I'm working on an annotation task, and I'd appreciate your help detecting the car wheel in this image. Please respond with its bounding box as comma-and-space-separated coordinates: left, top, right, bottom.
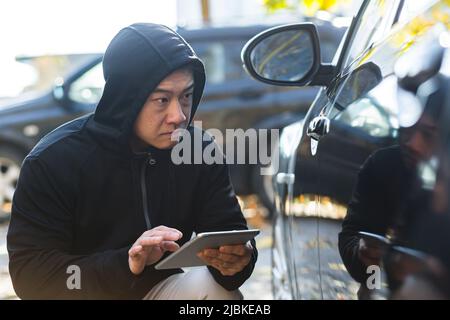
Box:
0, 147, 23, 223
271, 212, 294, 299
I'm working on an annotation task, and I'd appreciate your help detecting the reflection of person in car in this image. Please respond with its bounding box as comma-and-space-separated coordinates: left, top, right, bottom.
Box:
338, 94, 442, 298
7, 23, 257, 299
386, 123, 450, 299
389, 49, 450, 299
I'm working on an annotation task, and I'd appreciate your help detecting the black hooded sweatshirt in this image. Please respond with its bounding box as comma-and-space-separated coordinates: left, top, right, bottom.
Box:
7, 23, 257, 300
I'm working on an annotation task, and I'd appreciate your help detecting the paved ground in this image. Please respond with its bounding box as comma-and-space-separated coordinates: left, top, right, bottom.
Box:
240, 209, 272, 300
0, 195, 273, 300
0, 222, 15, 300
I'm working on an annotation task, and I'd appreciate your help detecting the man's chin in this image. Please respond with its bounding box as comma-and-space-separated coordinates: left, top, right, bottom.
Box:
154, 139, 178, 150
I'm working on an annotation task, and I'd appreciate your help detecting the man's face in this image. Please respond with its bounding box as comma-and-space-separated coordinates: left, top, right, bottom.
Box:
133, 69, 194, 149
399, 113, 439, 168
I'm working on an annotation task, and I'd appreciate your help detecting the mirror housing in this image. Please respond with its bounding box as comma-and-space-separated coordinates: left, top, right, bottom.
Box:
334, 61, 383, 109
242, 23, 336, 87
52, 85, 65, 102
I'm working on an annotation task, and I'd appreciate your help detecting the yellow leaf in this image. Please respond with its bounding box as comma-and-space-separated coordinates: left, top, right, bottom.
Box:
302, 0, 339, 16
263, 0, 289, 13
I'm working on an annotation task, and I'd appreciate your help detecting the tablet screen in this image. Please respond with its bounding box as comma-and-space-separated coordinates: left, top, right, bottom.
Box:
155, 229, 260, 270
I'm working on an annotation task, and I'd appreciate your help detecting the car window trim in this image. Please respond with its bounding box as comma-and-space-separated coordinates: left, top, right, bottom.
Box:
336, 0, 406, 73
393, 0, 406, 25
324, 0, 405, 115
335, 0, 371, 72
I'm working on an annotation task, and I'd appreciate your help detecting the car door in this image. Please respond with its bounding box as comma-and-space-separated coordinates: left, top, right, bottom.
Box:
275, 0, 405, 299
313, 0, 446, 299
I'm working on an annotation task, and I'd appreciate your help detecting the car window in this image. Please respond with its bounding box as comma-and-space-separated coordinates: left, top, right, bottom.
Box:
398, 0, 440, 24
68, 62, 104, 105
194, 39, 245, 84
226, 40, 248, 81
334, 77, 398, 138
327, 0, 449, 133
342, 0, 402, 69
195, 42, 226, 84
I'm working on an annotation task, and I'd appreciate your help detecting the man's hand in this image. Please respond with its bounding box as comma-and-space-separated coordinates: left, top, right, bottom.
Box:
197, 241, 253, 276
128, 226, 183, 275
358, 238, 384, 267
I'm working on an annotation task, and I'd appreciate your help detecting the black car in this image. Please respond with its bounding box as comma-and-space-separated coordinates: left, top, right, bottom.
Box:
242, 0, 449, 299
0, 23, 344, 220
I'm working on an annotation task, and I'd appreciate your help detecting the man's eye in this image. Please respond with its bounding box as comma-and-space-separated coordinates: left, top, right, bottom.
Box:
155, 97, 169, 104
181, 92, 193, 102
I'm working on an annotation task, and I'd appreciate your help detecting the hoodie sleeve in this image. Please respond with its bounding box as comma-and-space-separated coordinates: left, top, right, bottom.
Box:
7, 156, 154, 299
194, 151, 258, 291
338, 153, 391, 283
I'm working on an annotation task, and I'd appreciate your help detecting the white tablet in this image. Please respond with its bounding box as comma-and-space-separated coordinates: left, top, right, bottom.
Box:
154, 229, 260, 270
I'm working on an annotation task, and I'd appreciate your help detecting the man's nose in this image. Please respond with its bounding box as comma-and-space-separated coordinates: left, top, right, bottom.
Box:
167, 100, 187, 125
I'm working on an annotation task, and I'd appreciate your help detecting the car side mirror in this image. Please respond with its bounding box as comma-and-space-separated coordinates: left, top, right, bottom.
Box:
241, 23, 336, 87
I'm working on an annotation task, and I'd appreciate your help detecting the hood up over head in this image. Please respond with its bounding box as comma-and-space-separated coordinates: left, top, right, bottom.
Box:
86, 23, 205, 155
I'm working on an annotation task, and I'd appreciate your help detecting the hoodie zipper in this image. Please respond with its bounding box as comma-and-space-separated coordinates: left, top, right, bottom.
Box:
140, 153, 156, 230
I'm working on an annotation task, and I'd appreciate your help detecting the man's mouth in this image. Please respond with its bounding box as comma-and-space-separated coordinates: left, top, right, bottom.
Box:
160, 128, 188, 143
161, 131, 182, 143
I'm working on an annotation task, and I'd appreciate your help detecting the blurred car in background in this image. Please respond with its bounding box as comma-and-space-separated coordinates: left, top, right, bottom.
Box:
0, 22, 345, 220
242, 0, 448, 299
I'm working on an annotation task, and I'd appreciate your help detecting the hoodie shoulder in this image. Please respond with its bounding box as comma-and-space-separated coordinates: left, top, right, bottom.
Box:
28, 114, 96, 163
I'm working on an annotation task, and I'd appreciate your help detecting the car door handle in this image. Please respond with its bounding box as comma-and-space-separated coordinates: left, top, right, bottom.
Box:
276, 173, 295, 185
307, 115, 330, 141
276, 173, 295, 217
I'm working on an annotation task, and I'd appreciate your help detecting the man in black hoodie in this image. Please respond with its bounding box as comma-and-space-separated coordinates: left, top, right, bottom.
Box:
7, 23, 257, 300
